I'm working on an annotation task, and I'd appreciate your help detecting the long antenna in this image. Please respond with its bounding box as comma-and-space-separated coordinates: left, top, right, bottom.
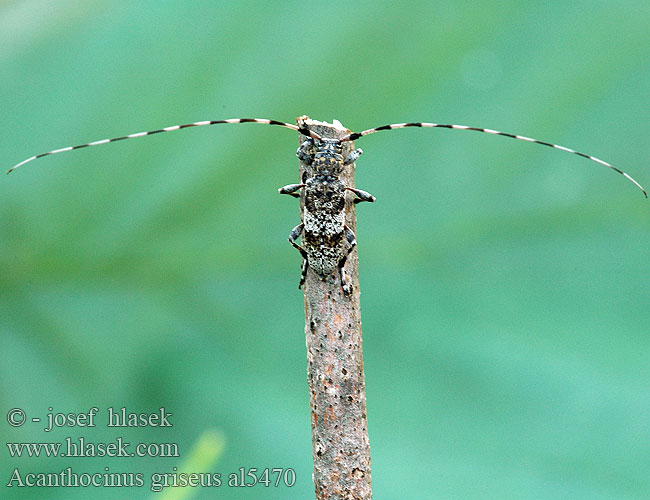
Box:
342, 122, 647, 197
7, 118, 322, 174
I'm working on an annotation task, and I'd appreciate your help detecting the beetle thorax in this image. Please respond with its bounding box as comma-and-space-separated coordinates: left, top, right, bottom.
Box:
312, 140, 344, 177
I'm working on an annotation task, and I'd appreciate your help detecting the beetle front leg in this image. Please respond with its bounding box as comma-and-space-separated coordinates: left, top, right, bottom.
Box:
296, 139, 315, 165
344, 148, 363, 166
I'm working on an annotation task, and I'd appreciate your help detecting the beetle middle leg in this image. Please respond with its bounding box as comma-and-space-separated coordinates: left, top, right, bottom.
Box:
279, 183, 305, 198
345, 186, 376, 204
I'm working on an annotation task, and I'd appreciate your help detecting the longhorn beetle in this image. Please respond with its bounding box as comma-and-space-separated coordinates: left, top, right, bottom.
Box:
8, 115, 646, 294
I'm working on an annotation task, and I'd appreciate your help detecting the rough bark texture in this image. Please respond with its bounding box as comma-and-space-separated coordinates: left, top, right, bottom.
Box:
298, 117, 372, 500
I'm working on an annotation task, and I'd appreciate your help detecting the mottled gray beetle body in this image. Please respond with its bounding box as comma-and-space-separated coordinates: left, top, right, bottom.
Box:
279, 137, 374, 294
10, 116, 645, 294
302, 144, 348, 276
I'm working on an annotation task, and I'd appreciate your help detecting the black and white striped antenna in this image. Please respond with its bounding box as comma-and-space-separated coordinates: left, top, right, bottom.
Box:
341, 122, 646, 197
7, 117, 646, 198
7, 118, 322, 174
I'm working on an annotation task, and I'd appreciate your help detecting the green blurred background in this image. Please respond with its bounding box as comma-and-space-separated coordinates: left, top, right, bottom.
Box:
1, 1, 649, 499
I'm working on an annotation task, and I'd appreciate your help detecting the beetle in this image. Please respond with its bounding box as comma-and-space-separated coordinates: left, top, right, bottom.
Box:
9, 115, 646, 294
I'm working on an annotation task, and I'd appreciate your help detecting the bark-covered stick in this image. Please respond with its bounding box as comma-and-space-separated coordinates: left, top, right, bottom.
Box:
298, 117, 372, 500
